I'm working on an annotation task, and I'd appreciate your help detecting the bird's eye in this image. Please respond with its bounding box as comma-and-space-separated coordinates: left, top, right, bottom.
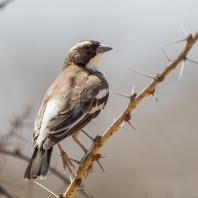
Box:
84, 46, 91, 51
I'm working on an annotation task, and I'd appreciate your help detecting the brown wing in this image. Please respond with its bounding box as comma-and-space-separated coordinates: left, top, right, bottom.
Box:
32, 66, 109, 150
44, 92, 109, 149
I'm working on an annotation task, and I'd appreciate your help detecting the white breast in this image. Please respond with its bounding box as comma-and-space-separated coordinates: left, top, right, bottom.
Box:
86, 53, 103, 72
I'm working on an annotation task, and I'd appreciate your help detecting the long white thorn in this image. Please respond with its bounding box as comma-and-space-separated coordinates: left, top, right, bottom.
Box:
178, 21, 188, 36
155, 82, 158, 99
81, 129, 94, 141
179, 60, 185, 79
131, 85, 135, 95
161, 48, 171, 62
153, 94, 158, 102
70, 175, 74, 183
33, 181, 59, 198
78, 187, 92, 198
165, 38, 187, 45
114, 92, 130, 98
126, 121, 136, 130
153, 82, 158, 102
96, 159, 105, 173
132, 69, 156, 80
186, 57, 198, 65
120, 121, 125, 128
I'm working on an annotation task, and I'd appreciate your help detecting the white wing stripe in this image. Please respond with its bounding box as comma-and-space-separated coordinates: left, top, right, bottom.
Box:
89, 90, 108, 114
95, 89, 108, 99
89, 103, 105, 114
37, 100, 61, 147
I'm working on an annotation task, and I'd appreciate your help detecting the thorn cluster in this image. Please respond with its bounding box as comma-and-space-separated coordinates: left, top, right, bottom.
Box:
132, 69, 159, 102
114, 85, 137, 102
114, 86, 137, 129
163, 22, 198, 79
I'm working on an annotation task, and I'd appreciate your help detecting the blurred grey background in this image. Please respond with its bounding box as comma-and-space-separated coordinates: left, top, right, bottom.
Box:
0, 0, 198, 197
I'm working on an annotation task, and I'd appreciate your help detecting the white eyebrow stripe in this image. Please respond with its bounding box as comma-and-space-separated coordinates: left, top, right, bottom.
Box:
69, 41, 92, 52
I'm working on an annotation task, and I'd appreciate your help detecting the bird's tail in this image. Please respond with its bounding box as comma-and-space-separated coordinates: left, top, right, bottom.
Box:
24, 145, 53, 180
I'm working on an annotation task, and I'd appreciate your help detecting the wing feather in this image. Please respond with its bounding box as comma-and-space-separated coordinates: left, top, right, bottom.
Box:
33, 66, 109, 150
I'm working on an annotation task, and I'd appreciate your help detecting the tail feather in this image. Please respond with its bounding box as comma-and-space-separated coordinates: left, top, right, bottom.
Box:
24, 146, 53, 180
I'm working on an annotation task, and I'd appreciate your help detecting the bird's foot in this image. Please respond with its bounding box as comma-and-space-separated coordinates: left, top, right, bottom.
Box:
57, 142, 78, 176
57, 151, 76, 176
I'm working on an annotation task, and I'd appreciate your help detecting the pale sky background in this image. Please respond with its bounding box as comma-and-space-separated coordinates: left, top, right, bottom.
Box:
0, 0, 198, 198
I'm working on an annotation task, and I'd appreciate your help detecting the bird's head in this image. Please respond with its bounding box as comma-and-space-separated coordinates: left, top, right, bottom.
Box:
63, 40, 112, 72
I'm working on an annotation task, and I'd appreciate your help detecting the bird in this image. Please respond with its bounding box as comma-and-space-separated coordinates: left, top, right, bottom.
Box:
24, 40, 112, 180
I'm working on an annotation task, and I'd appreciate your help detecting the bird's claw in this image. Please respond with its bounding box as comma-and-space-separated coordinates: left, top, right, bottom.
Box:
58, 151, 75, 176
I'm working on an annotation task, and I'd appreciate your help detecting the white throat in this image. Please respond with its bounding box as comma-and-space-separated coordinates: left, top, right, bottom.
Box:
86, 53, 103, 72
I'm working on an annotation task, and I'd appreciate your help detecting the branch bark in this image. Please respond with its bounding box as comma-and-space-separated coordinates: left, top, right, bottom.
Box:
63, 31, 198, 198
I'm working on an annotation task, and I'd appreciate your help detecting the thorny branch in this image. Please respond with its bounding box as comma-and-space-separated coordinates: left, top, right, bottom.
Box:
63, 31, 198, 198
